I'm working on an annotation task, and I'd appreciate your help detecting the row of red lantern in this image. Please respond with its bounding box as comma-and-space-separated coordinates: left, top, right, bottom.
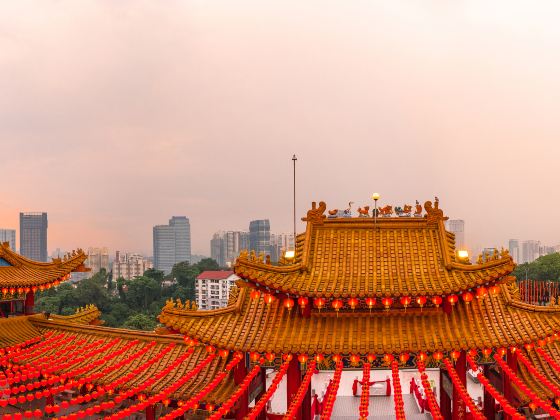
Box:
66, 344, 188, 420
465, 354, 524, 419
358, 363, 371, 420
390, 361, 405, 420
319, 361, 343, 420
251, 285, 501, 311
517, 351, 560, 398
1, 333, 67, 368
493, 353, 560, 417
283, 360, 317, 420
417, 361, 444, 420
246, 360, 291, 420
0, 335, 43, 359
209, 360, 263, 419
536, 347, 560, 375
8, 339, 139, 407
442, 358, 484, 419
107, 353, 219, 420
157, 354, 242, 420
1, 411, 43, 419
6, 334, 75, 369
0, 274, 70, 296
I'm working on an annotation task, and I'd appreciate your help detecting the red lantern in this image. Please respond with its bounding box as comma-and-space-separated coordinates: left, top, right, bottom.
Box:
451, 350, 461, 360
447, 295, 458, 305
265, 352, 275, 362
365, 297, 376, 310
206, 403, 215, 412
315, 354, 324, 363
1, 288, 7, 295
250, 352, 260, 362
218, 349, 229, 358
399, 353, 410, 363
298, 354, 308, 365
263, 293, 275, 305
417, 352, 427, 362
331, 299, 343, 312
350, 354, 361, 365
416, 296, 427, 307
297, 296, 308, 308
482, 348, 492, 358
367, 353, 376, 363
432, 351, 443, 361
206, 345, 216, 354
283, 298, 294, 311
538, 339, 546, 347
283, 354, 293, 362
332, 354, 342, 363
250, 290, 261, 300
476, 287, 488, 299
431, 296, 442, 307
524, 343, 534, 352
489, 285, 500, 295
381, 297, 393, 309
348, 297, 359, 310
313, 297, 326, 310
400, 296, 411, 308
462, 292, 473, 304
383, 354, 394, 364
497, 347, 507, 356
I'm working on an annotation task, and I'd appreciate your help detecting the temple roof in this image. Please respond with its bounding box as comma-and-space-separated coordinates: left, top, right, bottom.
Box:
235, 201, 514, 298
0, 313, 234, 404
0, 242, 88, 289
158, 278, 560, 355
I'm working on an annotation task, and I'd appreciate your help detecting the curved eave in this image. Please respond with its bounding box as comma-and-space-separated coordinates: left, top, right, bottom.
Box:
158, 280, 560, 355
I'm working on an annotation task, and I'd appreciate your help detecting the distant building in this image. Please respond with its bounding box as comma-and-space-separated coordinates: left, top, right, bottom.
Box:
249, 220, 270, 255
112, 251, 153, 280
508, 239, 557, 264
270, 233, 295, 262
19, 212, 48, 262
521, 240, 541, 264
0, 229, 16, 251
153, 216, 191, 274
86, 247, 110, 275
445, 220, 465, 249
210, 231, 250, 267
195, 271, 239, 310
509, 239, 520, 263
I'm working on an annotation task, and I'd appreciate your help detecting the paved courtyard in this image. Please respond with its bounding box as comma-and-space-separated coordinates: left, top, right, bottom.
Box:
330, 395, 431, 420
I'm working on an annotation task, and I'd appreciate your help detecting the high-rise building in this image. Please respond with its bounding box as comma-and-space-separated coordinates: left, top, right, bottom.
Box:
445, 220, 465, 249
195, 271, 239, 310
0, 229, 16, 251
509, 239, 520, 263
19, 212, 48, 262
521, 240, 541, 264
270, 232, 295, 262
153, 216, 191, 274
210, 231, 250, 267
86, 247, 110, 275
112, 251, 153, 280
249, 219, 270, 255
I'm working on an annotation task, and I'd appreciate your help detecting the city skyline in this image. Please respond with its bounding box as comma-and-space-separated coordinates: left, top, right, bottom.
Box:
2, 1, 560, 255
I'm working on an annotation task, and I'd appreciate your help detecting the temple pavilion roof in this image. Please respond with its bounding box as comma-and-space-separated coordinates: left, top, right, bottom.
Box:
0, 242, 88, 290
234, 200, 514, 298
158, 278, 560, 355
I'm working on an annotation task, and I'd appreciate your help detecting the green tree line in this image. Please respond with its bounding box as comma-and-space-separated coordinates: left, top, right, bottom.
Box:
34, 258, 220, 331
512, 253, 560, 281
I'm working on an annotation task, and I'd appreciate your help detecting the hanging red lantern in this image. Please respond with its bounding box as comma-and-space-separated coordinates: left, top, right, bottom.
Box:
476, 286, 488, 299
283, 354, 293, 362
1, 288, 8, 295
432, 351, 443, 361
431, 296, 442, 307
462, 292, 473, 304
250, 352, 260, 362
451, 350, 461, 360
263, 293, 275, 305
331, 299, 343, 312
206, 403, 215, 412
313, 297, 326, 310
315, 354, 324, 363
528, 402, 537, 412
381, 297, 393, 309
400, 296, 411, 308
497, 347, 507, 357
383, 354, 394, 364
350, 354, 361, 365
524, 343, 534, 352
283, 298, 295, 311
417, 352, 427, 362
489, 285, 500, 295
297, 296, 308, 308
332, 354, 342, 363
365, 297, 376, 310
447, 295, 458, 305
250, 290, 261, 300
206, 345, 216, 354
218, 349, 229, 358
298, 354, 308, 365
482, 348, 492, 358
348, 297, 359, 310
367, 353, 376, 363
416, 296, 427, 307
399, 353, 410, 363
538, 339, 546, 347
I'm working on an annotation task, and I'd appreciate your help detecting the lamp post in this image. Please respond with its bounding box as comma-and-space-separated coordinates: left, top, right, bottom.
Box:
292, 155, 297, 240
371, 193, 380, 229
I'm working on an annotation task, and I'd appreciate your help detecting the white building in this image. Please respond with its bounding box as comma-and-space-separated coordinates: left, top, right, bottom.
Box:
195, 271, 239, 310
210, 231, 249, 267
112, 251, 153, 280
86, 247, 110, 274
445, 220, 465, 249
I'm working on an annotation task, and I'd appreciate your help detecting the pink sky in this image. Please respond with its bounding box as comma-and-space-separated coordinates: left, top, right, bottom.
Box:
1, 1, 559, 256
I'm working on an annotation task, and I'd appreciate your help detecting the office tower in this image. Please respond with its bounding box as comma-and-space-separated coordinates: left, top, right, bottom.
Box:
0, 229, 16, 251
86, 247, 110, 274
270, 232, 295, 262
445, 219, 465, 249
19, 212, 48, 262
195, 271, 239, 310
249, 219, 270, 255
153, 216, 191, 274
112, 251, 153, 280
521, 240, 540, 264
509, 239, 520, 263
210, 231, 250, 267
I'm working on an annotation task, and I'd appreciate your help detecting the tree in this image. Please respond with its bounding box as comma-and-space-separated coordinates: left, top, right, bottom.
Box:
122, 314, 157, 331
171, 261, 199, 301
125, 276, 161, 310
144, 268, 165, 284
513, 253, 560, 281
196, 258, 220, 272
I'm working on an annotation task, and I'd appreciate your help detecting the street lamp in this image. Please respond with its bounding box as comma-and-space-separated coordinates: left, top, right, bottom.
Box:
371, 193, 380, 229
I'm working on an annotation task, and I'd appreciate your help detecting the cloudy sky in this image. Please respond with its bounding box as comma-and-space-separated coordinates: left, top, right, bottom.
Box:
1, 0, 559, 256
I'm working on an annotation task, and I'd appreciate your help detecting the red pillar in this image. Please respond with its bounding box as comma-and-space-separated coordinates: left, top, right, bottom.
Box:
301, 375, 312, 420
483, 364, 496, 420
235, 354, 249, 420
440, 368, 452, 420
287, 357, 302, 420
145, 404, 156, 420
503, 349, 518, 420
452, 350, 467, 420
24, 291, 34, 315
